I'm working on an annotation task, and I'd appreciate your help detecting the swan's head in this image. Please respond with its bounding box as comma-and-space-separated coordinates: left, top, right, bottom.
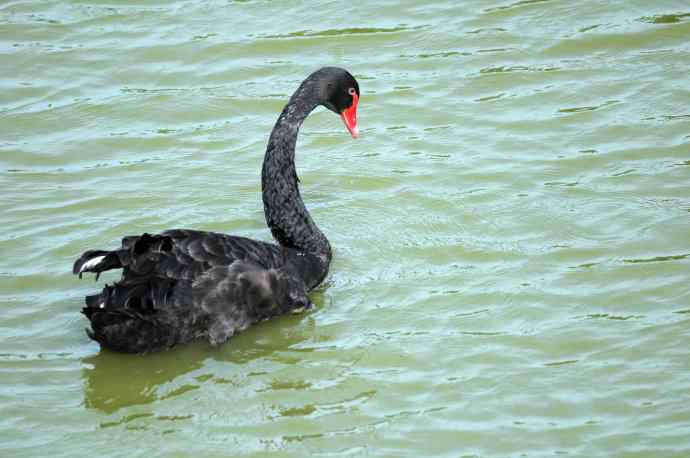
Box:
315, 67, 360, 138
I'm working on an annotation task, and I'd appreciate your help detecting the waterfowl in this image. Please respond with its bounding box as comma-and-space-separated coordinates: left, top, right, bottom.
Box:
73, 67, 360, 353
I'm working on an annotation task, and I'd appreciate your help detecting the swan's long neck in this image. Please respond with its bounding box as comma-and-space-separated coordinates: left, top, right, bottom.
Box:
261, 85, 332, 273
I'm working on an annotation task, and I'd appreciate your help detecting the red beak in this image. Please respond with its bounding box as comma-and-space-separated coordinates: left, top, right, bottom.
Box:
340, 92, 359, 138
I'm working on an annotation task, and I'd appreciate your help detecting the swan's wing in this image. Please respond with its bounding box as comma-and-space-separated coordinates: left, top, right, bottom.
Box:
153, 229, 280, 280
193, 261, 311, 345
74, 229, 281, 282
75, 245, 285, 352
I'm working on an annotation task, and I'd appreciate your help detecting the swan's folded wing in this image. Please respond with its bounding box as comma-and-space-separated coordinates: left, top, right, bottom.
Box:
118, 229, 281, 281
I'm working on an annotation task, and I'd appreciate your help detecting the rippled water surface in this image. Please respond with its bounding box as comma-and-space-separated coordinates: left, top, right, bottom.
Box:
2, 0, 690, 456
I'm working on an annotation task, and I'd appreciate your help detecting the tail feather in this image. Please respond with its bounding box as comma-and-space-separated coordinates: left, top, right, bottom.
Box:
73, 232, 211, 352
74, 233, 174, 280
73, 250, 123, 279
81, 276, 181, 352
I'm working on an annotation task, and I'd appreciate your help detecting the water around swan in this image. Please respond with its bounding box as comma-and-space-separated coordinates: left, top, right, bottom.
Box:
1, 1, 689, 456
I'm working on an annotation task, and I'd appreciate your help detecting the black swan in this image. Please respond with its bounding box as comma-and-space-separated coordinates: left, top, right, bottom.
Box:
73, 67, 360, 353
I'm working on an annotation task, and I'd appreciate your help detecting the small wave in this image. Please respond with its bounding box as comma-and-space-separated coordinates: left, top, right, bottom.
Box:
638, 13, 690, 24
260, 25, 427, 39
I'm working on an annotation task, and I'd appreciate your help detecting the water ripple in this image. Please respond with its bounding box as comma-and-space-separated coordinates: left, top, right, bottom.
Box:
2, 0, 689, 456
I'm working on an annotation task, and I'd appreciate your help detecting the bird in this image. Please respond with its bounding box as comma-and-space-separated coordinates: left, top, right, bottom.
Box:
73, 67, 360, 353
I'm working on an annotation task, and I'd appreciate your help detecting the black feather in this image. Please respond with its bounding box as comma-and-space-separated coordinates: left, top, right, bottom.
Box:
73, 67, 359, 353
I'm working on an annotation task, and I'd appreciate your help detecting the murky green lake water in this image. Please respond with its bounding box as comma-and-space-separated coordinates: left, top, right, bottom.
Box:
2, 0, 689, 456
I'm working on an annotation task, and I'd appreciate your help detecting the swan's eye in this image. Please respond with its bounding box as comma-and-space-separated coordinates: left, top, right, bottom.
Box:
348, 87, 356, 96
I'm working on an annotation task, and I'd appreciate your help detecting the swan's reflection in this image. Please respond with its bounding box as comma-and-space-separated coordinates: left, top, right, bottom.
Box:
82, 311, 317, 413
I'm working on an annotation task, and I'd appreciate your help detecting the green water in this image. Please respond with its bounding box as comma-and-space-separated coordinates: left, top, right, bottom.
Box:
2, 0, 689, 456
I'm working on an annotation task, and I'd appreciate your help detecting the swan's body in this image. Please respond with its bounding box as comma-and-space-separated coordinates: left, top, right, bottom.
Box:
73, 67, 360, 353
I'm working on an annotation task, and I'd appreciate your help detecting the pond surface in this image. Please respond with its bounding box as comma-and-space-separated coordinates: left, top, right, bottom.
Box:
1, 0, 689, 456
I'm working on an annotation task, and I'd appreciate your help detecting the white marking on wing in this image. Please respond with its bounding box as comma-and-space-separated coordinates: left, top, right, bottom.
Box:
80, 255, 105, 273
